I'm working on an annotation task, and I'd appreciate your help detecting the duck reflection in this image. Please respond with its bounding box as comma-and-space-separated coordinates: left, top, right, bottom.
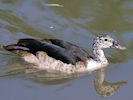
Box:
0, 64, 128, 97
94, 68, 127, 97
0, 52, 127, 97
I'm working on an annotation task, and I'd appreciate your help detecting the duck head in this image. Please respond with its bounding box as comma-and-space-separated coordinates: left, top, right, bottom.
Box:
93, 34, 126, 50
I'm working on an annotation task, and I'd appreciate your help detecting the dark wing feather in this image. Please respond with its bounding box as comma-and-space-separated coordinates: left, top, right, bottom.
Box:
17, 39, 77, 64
41, 39, 92, 62
4, 38, 92, 65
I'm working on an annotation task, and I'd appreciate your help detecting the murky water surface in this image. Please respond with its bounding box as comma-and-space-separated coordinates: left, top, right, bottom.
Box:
0, 0, 133, 100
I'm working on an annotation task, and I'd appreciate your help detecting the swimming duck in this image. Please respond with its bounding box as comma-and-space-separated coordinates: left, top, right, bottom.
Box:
3, 34, 126, 74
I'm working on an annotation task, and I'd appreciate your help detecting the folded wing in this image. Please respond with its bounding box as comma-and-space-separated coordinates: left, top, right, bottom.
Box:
4, 38, 92, 65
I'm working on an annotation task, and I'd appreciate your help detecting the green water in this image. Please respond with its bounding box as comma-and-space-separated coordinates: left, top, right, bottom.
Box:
0, 0, 133, 100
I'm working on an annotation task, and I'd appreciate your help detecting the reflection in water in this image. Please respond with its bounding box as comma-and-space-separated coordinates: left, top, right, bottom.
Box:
94, 68, 127, 97
0, 52, 78, 84
0, 61, 82, 85
0, 55, 127, 97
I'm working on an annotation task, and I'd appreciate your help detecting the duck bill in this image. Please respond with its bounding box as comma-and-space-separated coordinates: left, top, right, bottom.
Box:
112, 41, 126, 50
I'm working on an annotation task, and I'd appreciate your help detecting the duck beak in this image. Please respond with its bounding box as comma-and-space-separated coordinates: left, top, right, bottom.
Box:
112, 41, 126, 50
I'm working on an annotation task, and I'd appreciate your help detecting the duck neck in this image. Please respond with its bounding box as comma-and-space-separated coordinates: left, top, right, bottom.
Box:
93, 47, 108, 65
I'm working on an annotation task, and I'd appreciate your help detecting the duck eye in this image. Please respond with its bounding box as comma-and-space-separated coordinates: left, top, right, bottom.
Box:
104, 39, 108, 41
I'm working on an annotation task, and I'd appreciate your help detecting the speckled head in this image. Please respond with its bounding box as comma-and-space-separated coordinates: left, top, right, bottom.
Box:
93, 33, 126, 50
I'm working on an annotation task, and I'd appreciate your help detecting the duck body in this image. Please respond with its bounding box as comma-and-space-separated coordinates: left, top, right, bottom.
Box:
4, 38, 96, 73
3, 34, 126, 74
22, 51, 107, 73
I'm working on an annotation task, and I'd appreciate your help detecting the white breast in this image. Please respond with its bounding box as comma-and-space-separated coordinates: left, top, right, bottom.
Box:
86, 59, 108, 72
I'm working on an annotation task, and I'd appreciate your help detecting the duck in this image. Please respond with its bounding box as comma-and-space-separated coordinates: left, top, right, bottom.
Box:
3, 34, 126, 74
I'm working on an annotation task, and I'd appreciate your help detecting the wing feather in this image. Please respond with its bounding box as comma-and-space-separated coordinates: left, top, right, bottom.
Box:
4, 38, 92, 65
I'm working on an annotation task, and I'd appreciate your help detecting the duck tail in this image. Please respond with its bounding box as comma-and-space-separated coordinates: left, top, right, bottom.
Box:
2, 44, 30, 57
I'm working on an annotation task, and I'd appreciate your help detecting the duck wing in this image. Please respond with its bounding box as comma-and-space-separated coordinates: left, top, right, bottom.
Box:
41, 39, 92, 62
4, 38, 92, 65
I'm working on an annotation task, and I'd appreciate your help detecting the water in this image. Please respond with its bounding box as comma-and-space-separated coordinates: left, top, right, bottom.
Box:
0, 0, 133, 100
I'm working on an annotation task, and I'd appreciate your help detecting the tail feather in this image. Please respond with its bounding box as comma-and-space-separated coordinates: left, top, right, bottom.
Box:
3, 44, 31, 57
